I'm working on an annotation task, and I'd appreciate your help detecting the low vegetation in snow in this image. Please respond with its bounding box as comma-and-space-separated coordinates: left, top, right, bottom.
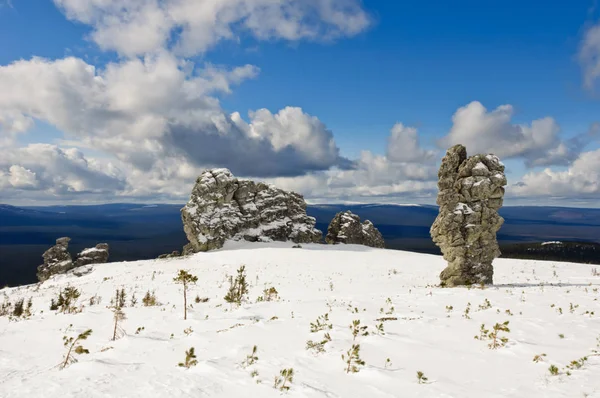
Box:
0, 241, 599, 397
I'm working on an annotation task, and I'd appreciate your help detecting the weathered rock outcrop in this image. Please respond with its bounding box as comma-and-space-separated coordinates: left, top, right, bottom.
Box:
430, 145, 507, 287
181, 168, 322, 253
74, 243, 110, 267
325, 211, 385, 248
37, 237, 74, 282
37, 239, 110, 281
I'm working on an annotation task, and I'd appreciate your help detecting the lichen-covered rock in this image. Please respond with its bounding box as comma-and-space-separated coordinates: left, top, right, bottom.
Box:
37, 237, 74, 282
430, 145, 507, 287
181, 168, 322, 253
74, 243, 109, 267
325, 211, 385, 248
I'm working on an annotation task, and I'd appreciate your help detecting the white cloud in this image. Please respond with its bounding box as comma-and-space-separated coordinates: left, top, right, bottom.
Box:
579, 21, 600, 91
387, 123, 436, 163
511, 148, 600, 199
0, 144, 126, 201
440, 101, 587, 167
0, 165, 38, 189
0, 0, 374, 204
0, 53, 347, 179
53, 0, 371, 57
231, 107, 344, 173
265, 124, 439, 203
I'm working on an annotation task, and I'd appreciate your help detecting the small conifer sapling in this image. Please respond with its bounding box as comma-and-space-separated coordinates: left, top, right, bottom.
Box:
274, 368, 294, 391
61, 328, 92, 369
417, 371, 428, 384
350, 319, 369, 340
343, 344, 365, 373
110, 289, 127, 341
178, 347, 198, 368
241, 345, 259, 368
310, 313, 332, 333
173, 270, 198, 320
224, 266, 249, 306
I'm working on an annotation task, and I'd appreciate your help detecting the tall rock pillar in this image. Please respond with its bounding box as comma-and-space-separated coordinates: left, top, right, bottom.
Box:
430, 145, 507, 286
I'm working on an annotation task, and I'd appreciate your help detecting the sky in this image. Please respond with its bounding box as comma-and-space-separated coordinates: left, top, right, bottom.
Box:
0, 0, 599, 206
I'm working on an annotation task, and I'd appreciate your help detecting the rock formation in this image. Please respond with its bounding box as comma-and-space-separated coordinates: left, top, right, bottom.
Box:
430, 144, 507, 287
74, 243, 110, 267
325, 211, 385, 248
37, 237, 74, 282
37, 239, 110, 282
181, 168, 322, 253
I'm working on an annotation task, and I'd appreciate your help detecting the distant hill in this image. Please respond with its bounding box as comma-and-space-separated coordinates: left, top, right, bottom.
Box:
500, 241, 600, 264
1, 203, 599, 286
306, 204, 600, 254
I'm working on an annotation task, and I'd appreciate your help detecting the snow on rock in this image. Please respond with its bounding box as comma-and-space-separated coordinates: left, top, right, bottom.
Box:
36, 237, 74, 282
37, 239, 110, 282
181, 169, 322, 253
74, 243, 110, 268
2, 243, 599, 398
325, 210, 385, 248
431, 145, 507, 287
542, 241, 563, 246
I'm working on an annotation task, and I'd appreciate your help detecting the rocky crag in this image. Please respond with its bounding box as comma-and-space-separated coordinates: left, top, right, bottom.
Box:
181, 168, 322, 253
74, 243, 110, 267
325, 211, 385, 248
430, 144, 507, 287
37, 239, 109, 282
37, 237, 73, 282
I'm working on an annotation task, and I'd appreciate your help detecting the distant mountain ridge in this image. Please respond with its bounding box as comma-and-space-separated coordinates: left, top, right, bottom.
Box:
1, 203, 599, 286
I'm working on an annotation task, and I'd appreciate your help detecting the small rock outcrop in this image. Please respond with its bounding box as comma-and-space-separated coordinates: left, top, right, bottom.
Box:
37, 239, 110, 282
37, 237, 74, 282
181, 168, 322, 253
430, 144, 507, 287
325, 211, 385, 248
74, 243, 110, 267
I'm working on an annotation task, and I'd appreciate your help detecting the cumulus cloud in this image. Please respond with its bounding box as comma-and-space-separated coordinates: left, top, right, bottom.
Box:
387, 123, 436, 163
439, 101, 592, 167
266, 123, 439, 203
0, 144, 126, 201
0, 53, 347, 179
0, 0, 376, 203
511, 148, 600, 199
579, 20, 600, 91
53, 0, 371, 57
1, 165, 38, 189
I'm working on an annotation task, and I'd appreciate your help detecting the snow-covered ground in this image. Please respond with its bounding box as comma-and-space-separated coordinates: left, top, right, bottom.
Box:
1, 242, 599, 398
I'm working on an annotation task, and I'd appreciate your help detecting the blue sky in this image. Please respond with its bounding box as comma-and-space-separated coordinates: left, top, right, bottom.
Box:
0, 0, 599, 205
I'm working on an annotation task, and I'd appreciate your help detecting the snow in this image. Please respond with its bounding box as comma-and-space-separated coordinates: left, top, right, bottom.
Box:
454, 202, 474, 215
486, 154, 505, 167
1, 242, 599, 398
474, 162, 489, 171
542, 241, 563, 246
79, 247, 105, 255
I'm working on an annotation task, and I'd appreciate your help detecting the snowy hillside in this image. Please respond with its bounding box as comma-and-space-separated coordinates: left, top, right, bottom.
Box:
1, 243, 599, 398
